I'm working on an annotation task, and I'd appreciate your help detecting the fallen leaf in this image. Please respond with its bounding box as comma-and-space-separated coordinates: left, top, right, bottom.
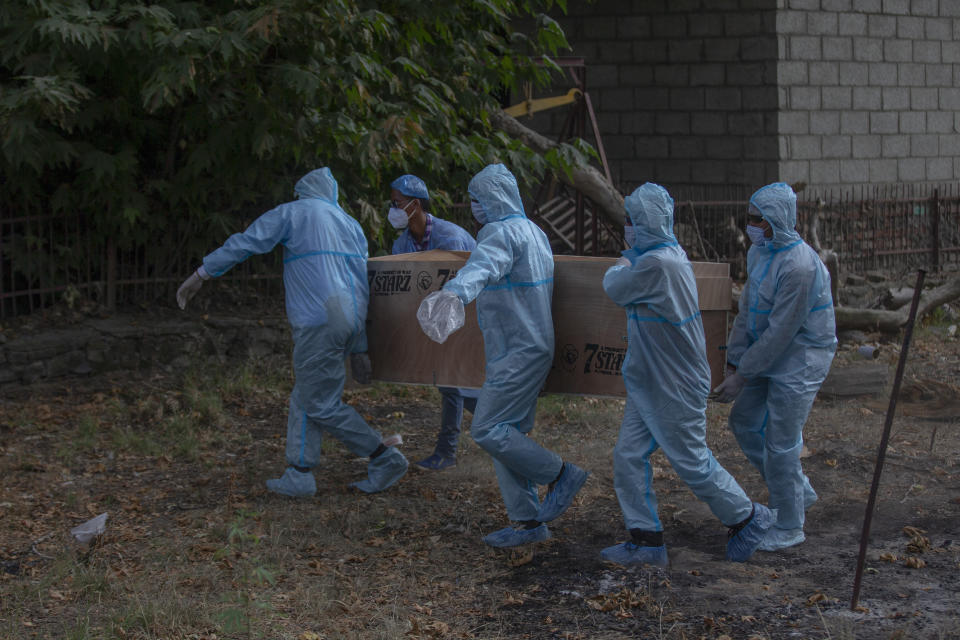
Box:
880, 552, 898, 563
806, 592, 827, 605
502, 593, 524, 606
507, 547, 534, 567
825, 459, 838, 467
904, 556, 926, 569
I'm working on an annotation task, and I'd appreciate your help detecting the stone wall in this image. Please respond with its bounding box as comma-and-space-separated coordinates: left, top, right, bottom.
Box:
534, 0, 960, 197
540, 0, 780, 197
777, 0, 960, 191
0, 316, 290, 388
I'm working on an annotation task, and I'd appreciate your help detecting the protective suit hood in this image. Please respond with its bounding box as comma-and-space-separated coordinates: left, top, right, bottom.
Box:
467, 163, 525, 224
624, 183, 677, 252
294, 167, 339, 205
748, 182, 801, 247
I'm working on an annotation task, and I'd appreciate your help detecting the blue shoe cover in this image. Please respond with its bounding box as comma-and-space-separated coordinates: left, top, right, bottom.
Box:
350, 447, 409, 493
482, 524, 551, 548
536, 462, 589, 522
726, 503, 777, 562
600, 542, 669, 567
757, 526, 806, 552
415, 453, 456, 470
266, 467, 316, 497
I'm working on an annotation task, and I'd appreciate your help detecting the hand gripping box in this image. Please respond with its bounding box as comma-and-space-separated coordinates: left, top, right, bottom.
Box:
366, 250, 731, 396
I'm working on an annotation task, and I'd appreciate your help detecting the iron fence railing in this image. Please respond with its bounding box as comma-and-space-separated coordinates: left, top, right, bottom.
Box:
2, 183, 958, 320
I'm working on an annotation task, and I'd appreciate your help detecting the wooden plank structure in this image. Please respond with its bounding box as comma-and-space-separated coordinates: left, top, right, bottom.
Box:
367, 250, 731, 396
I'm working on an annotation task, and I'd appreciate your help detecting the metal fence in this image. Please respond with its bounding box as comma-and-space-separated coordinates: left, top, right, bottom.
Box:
671, 182, 959, 280
2, 183, 958, 320
0, 210, 284, 320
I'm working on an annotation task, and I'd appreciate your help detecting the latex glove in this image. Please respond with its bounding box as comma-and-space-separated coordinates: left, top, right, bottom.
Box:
350, 352, 372, 385
176, 266, 210, 310
417, 290, 465, 344
711, 372, 745, 403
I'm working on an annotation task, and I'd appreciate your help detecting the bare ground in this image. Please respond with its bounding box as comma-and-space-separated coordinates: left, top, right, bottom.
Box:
1, 319, 959, 640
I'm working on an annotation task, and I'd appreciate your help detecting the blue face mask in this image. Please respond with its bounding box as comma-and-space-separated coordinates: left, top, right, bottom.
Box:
624, 225, 636, 247
470, 200, 485, 223
746, 224, 768, 247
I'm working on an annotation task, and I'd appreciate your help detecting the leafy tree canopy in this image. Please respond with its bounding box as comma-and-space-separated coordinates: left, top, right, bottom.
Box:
1, 0, 588, 258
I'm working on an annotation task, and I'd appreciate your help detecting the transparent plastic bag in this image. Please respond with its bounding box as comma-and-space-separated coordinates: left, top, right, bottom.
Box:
70, 512, 108, 544
417, 290, 465, 344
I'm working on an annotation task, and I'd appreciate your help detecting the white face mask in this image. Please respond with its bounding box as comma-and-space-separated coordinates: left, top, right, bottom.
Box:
623, 225, 636, 247
746, 224, 768, 247
387, 200, 414, 229
470, 200, 485, 223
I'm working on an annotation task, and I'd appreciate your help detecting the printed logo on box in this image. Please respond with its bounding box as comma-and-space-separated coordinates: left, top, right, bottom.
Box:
367, 269, 412, 295
558, 344, 579, 372
582, 343, 625, 376
416, 271, 433, 293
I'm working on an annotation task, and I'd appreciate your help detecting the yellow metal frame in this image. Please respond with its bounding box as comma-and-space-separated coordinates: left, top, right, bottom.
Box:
503, 88, 583, 118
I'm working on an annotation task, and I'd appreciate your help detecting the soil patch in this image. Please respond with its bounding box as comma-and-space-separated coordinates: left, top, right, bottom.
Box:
1, 318, 959, 639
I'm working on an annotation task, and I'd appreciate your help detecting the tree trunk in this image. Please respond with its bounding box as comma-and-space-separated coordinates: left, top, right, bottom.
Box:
490, 110, 625, 227
835, 276, 960, 332
880, 287, 915, 310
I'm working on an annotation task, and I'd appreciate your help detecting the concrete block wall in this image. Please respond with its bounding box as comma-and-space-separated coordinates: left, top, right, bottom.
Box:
777, 0, 960, 191
540, 0, 780, 197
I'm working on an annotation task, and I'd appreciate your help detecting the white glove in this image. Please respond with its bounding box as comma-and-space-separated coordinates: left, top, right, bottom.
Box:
417, 290, 465, 344
350, 352, 372, 385
711, 372, 746, 403
176, 266, 210, 310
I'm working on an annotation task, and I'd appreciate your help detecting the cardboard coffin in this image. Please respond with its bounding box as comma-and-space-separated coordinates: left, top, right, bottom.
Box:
366, 250, 730, 396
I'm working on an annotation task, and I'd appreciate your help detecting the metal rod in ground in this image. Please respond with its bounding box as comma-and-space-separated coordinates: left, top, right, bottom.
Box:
850, 268, 927, 611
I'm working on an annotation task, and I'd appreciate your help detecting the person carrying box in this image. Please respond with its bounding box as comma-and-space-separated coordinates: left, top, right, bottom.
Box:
417, 163, 589, 548
387, 173, 479, 471
600, 182, 774, 566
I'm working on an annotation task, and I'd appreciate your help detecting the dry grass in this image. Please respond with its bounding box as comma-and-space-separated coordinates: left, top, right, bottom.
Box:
2, 338, 960, 639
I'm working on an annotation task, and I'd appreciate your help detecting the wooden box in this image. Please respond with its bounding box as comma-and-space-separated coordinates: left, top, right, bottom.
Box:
367, 251, 730, 396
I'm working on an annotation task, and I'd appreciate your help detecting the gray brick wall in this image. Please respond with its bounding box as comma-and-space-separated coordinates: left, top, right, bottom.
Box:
777, 1, 960, 190
547, 0, 779, 196
533, 1, 960, 197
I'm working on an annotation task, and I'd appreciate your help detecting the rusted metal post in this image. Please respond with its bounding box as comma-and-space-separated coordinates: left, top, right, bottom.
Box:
0, 214, 6, 320
574, 85, 586, 256
931, 188, 940, 272
850, 268, 926, 611
106, 236, 117, 311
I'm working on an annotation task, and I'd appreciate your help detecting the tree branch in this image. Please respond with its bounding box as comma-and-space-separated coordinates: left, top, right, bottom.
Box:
835, 275, 960, 332
490, 110, 625, 227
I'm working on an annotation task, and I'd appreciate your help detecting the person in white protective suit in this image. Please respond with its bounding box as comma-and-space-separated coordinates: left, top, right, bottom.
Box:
176, 168, 408, 497
387, 174, 480, 471
417, 163, 589, 548
712, 182, 836, 551
600, 183, 775, 567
